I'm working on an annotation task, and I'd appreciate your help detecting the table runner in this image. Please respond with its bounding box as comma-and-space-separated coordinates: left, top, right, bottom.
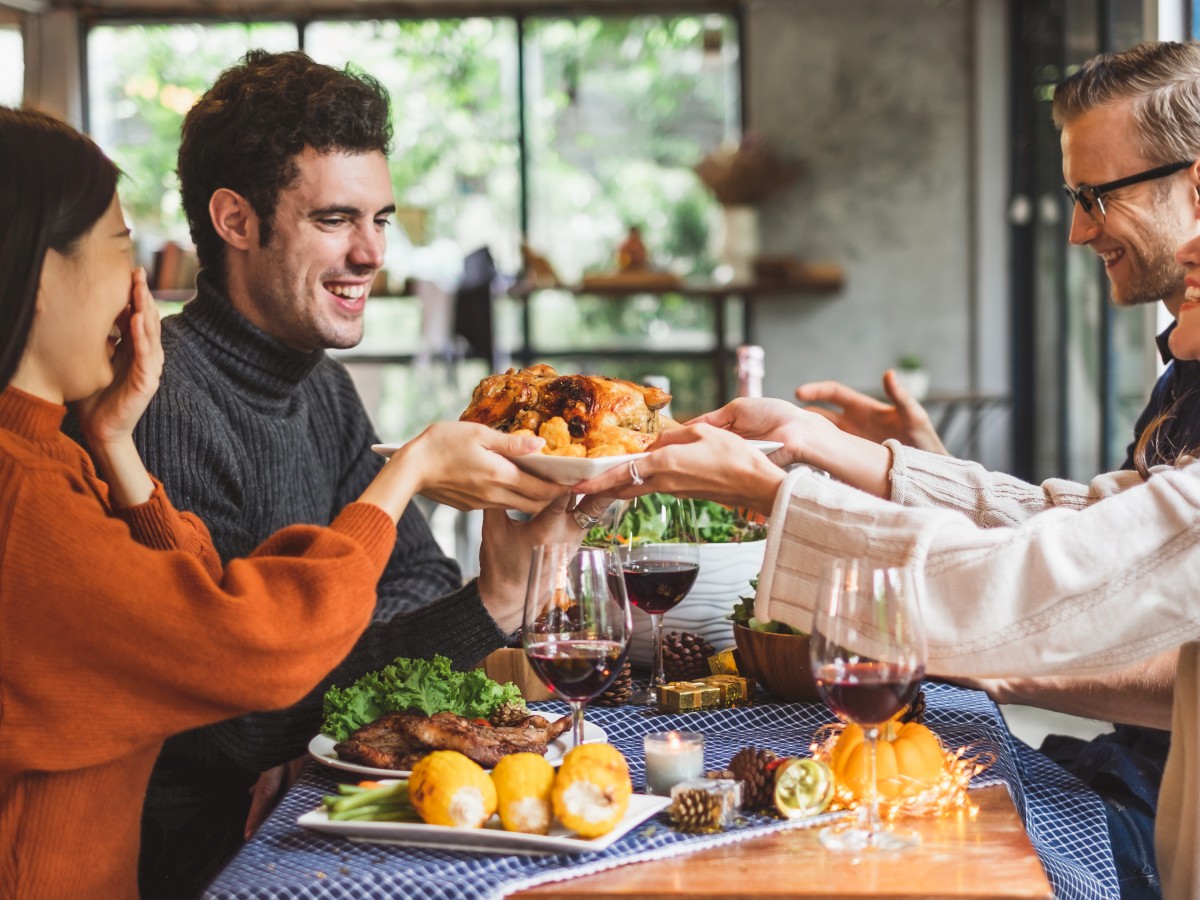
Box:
203, 682, 1118, 900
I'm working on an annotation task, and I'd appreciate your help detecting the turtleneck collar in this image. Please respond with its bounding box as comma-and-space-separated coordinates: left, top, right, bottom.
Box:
177, 272, 326, 397
0, 385, 67, 443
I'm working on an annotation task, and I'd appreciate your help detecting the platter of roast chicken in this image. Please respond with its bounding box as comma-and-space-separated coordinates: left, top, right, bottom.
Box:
373, 363, 780, 482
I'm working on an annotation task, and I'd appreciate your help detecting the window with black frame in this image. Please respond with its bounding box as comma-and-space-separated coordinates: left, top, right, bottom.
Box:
87, 12, 741, 437
0, 23, 22, 107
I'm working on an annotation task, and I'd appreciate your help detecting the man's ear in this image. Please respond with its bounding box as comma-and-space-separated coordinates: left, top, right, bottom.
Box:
209, 188, 257, 251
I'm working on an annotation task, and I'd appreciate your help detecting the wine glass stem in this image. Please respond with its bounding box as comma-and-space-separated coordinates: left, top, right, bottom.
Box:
649, 613, 666, 688
864, 727, 880, 835
570, 700, 586, 748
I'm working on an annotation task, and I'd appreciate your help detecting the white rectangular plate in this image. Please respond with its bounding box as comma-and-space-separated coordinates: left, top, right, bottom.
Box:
372, 440, 782, 487
298, 792, 671, 855
308, 720, 606, 779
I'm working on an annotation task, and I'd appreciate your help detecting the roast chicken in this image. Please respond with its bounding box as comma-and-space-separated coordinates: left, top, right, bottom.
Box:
460, 364, 671, 454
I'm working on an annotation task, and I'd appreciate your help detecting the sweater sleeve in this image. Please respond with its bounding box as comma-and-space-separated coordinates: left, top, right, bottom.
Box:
198, 579, 508, 771
0, 465, 396, 773
886, 439, 1147, 525
757, 462, 1200, 679
111, 479, 222, 580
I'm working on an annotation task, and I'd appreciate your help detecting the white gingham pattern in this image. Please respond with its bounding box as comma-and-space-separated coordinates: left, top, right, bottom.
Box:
203, 683, 1117, 900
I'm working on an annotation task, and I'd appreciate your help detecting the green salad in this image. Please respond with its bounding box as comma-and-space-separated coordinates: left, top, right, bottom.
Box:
727, 585, 805, 636
586, 494, 768, 545
321, 654, 524, 742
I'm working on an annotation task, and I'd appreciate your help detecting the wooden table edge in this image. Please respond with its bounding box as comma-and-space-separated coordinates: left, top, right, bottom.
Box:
509, 784, 1053, 899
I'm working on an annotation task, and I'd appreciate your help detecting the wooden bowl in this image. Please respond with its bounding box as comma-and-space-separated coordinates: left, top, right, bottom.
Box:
732, 623, 820, 703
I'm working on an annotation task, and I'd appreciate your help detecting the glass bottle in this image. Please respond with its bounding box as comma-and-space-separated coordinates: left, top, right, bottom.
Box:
736, 345, 764, 398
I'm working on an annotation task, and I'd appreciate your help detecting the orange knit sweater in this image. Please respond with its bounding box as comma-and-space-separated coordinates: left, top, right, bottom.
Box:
0, 386, 396, 899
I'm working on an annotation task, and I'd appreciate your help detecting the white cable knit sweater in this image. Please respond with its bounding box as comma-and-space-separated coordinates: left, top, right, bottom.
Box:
756, 455, 1200, 900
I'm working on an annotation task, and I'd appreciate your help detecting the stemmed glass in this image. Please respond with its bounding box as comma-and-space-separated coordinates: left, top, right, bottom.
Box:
811, 558, 927, 851
613, 494, 701, 706
523, 544, 632, 749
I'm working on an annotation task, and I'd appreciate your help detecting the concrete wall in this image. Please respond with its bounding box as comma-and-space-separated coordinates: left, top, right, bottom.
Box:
744, 0, 1011, 466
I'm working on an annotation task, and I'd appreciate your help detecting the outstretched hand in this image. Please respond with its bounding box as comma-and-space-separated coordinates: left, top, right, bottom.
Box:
76, 267, 164, 448
572, 424, 785, 517
395, 423, 566, 516
794, 370, 947, 455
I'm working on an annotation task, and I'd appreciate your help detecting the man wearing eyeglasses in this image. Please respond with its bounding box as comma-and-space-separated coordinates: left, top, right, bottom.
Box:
793, 42, 1200, 899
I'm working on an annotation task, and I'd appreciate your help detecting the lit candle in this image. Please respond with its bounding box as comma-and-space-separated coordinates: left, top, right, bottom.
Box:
644, 731, 705, 795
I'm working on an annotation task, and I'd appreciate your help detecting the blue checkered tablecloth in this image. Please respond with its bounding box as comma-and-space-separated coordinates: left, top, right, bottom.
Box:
203, 682, 1118, 900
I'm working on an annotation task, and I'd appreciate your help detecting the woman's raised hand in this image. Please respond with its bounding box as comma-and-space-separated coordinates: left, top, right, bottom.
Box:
573, 423, 786, 517
358, 422, 567, 522
76, 267, 164, 448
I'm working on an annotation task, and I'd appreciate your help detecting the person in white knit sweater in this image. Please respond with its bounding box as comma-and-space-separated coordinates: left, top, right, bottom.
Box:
573, 227, 1200, 899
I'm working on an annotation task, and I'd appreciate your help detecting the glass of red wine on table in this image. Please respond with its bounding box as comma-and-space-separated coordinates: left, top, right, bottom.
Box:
612, 494, 701, 706
811, 558, 927, 852
523, 544, 633, 750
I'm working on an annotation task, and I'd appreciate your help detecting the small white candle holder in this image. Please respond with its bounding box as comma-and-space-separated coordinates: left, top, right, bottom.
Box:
644, 731, 705, 796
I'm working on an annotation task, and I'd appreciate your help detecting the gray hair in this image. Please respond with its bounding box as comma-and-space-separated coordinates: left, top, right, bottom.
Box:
1052, 41, 1200, 164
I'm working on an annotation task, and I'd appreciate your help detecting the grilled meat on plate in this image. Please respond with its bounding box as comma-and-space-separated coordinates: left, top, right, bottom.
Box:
334, 709, 572, 771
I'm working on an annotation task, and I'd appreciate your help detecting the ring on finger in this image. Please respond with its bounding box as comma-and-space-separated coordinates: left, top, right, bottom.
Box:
572, 507, 601, 530
628, 459, 645, 486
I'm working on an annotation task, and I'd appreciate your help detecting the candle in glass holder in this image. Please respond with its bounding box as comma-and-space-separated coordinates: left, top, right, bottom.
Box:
644, 731, 705, 795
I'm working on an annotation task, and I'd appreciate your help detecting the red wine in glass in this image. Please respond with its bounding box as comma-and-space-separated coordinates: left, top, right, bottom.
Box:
526, 640, 629, 701
621, 559, 700, 614
815, 661, 925, 726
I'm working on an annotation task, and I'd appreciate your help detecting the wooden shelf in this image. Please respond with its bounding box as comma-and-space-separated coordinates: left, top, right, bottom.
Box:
511, 267, 844, 404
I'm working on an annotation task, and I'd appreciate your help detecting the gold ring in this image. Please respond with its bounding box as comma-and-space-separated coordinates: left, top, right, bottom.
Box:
628, 459, 645, 486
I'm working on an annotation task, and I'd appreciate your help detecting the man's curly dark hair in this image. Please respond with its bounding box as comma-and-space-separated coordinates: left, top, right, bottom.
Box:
178, 49, 393, 287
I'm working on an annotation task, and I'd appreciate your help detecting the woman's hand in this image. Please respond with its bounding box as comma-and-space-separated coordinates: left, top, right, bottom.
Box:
688, 397, 820, 467
573, 424, 786, 517
358, 422, 566, 523
794, 371, 948, 455
76, 267, 164, 448
75, 268, 162, 508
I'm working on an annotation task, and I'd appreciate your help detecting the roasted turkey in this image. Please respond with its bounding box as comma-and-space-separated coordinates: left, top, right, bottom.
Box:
460, 364, 671, 453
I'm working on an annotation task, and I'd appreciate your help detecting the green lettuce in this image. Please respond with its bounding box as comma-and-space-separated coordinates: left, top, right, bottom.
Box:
321, 655, 525, 741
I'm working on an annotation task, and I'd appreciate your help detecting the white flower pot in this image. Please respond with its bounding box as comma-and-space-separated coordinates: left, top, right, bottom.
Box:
893, 368, 930, 401
628, 540, 767, 669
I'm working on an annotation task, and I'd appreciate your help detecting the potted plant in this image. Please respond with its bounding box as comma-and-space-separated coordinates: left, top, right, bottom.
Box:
590, 496, 767, 669
893, 353, 930, 401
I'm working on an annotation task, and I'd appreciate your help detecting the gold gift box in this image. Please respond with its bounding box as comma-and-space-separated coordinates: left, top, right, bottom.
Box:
658, 681, 721, 712
695, 674, 755, 707
707, 647, 740, 676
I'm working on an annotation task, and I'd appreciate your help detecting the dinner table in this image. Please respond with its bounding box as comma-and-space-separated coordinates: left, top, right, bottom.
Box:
202, 682, 1119, 900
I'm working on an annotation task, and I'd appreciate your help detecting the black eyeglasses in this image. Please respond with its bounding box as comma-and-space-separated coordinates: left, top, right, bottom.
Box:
1063, 160, 1194, 226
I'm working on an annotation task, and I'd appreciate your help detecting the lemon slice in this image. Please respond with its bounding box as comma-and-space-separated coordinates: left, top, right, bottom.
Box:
773, 758, 834, 819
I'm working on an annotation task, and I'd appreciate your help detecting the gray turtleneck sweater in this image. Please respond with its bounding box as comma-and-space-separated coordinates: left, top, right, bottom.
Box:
134, 275, 507, 795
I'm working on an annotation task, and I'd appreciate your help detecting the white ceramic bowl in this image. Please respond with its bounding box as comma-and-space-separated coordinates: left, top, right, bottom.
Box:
628, 540, 766, 669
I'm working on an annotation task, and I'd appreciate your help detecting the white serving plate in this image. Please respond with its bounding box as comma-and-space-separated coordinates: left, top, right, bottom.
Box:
308, 720, 606, 779
298, 792, 671, 855
372, 439, 782, 487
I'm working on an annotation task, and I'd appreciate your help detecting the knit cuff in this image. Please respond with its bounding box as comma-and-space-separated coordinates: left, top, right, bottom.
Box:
330, 502, 399, 580
884, 439, 910, 505
115, 479, 191, 550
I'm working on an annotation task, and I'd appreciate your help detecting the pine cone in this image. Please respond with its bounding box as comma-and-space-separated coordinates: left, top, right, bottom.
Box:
592, 658, 632, 706
669, 788, 724, 833
899, 687, 926, 724
662, 631, 716, 682
729, 746, 778, 811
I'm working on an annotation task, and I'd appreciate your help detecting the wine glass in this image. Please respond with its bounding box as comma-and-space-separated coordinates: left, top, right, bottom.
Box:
613, 494, 701, 706
523, 544, 632, 749
810, 558, 927, 851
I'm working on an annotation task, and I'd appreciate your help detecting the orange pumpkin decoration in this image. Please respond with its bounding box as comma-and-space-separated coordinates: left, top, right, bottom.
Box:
831, 721, 944, 801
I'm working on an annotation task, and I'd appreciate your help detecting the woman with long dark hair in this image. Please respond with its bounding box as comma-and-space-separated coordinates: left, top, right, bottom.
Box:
0, 107, 570, 900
